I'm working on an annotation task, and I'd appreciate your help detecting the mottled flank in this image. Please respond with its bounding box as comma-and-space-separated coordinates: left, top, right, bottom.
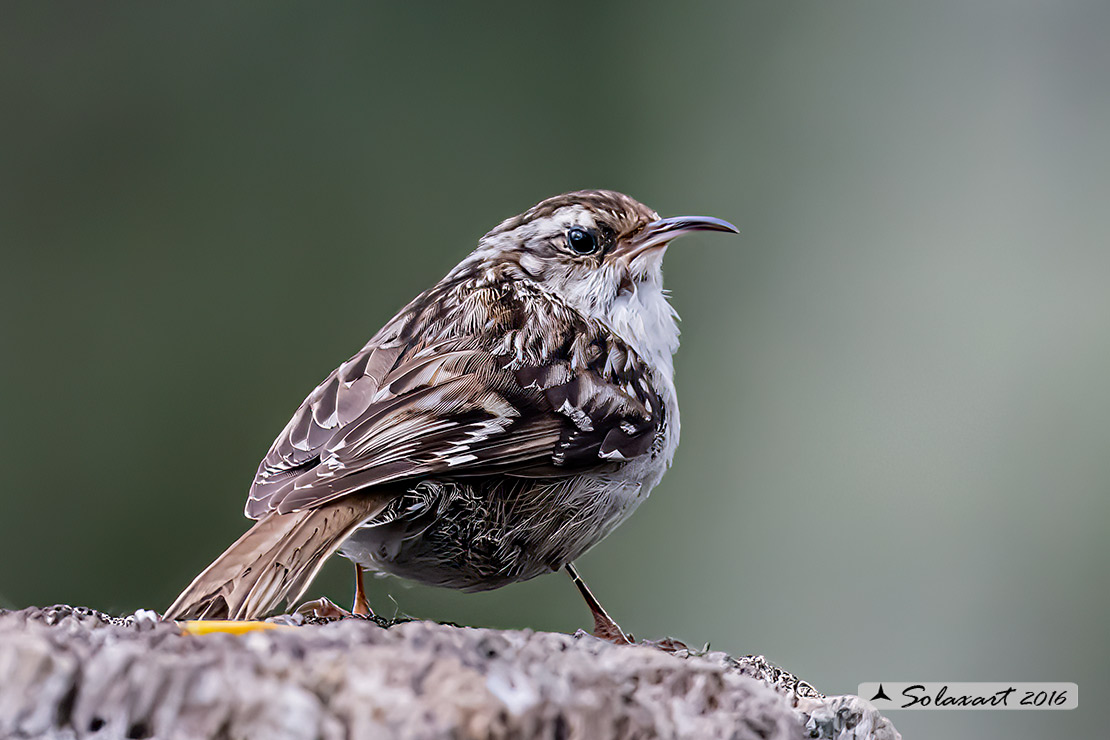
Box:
166, 190, 736, 620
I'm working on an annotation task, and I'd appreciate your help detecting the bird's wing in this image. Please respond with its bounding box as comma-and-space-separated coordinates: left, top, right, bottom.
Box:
246, 280, 666, 517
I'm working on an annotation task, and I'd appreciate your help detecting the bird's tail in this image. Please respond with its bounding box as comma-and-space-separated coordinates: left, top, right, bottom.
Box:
164, 493, 389, 621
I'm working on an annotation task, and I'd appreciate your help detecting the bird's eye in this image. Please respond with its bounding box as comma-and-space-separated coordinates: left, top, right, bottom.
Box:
566, 227, 599, 255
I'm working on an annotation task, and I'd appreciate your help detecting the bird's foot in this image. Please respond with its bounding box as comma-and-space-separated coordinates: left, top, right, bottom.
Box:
591, 610, 635, 645
638, 636, 692, 654
295, 596, 355, 621
564, 563, 633, 645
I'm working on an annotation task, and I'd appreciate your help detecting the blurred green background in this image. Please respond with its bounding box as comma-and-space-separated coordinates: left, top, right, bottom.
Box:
2, 3, 1106, 738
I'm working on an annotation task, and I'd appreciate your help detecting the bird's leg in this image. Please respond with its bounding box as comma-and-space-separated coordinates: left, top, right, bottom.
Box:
565, 563, 633, 645
293, 564, 375, 621
352, 563, 373, 617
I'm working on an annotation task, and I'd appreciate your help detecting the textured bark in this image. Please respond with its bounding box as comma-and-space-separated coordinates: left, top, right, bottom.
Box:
0, 606, 899, 740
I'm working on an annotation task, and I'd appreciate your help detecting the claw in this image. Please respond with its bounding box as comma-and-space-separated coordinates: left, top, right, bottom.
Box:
590, 610, 634, 645
295, 596, 354, 620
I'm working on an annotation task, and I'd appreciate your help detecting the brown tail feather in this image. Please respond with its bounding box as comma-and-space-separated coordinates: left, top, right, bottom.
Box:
164, 494, 389, 621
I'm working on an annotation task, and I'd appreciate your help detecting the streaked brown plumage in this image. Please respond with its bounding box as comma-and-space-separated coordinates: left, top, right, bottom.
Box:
165, 190, 736, 634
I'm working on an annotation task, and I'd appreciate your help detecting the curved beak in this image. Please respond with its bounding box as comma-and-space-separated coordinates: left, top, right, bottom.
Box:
621, 215, 739, 261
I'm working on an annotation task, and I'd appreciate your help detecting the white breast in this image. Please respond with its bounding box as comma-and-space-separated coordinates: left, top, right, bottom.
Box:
604, 279, 682, 480
606, 280, 680, 384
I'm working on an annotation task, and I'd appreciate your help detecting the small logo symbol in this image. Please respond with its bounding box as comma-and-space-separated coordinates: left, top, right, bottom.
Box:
870, 684, 892, 702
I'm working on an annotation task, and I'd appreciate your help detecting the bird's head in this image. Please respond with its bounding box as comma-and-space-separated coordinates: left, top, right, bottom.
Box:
456, 190, 738, 324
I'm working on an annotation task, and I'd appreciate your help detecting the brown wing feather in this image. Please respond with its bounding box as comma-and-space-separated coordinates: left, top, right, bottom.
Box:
245, 280, 664, 519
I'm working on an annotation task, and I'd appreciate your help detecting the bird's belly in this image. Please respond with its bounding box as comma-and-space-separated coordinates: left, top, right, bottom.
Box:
338, 471, 656, 591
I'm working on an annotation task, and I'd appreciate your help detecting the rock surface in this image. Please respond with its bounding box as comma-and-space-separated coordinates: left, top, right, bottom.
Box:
0, 606, 899, 740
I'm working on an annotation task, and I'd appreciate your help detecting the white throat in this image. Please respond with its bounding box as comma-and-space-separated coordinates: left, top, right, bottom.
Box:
605, 279, 680, 386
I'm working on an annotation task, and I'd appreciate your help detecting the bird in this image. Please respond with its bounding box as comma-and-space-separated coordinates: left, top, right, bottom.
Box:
165, 189, 737, 640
